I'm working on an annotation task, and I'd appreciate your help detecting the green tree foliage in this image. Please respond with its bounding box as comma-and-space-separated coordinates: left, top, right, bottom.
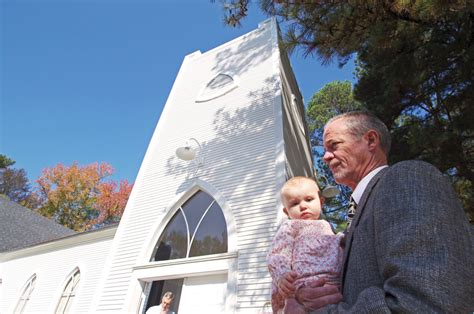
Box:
213, 0, 250, 26
0, 168, 31, 203
0, 154, 15, 168
307, 81, 361, 229
307, 80, 362, 144
349, 4, 474, 222
217, 0, 473, 222
0, 154, 38, 207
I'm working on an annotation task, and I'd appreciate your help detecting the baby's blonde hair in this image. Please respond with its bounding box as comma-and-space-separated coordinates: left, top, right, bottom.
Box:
281, 176, 319, 202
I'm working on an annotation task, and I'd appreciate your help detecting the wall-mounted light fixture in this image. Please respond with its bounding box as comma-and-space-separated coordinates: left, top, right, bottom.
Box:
175, 138, 204, 166
319, 175, 340, 199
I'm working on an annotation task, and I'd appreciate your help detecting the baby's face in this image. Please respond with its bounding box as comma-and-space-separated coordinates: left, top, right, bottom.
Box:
282, 181, 323, 220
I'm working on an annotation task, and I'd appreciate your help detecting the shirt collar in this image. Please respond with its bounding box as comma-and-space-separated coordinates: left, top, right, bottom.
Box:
351, 165, 388, 204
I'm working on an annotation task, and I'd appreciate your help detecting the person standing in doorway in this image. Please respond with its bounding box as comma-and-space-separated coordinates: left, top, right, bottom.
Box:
146, 291, 175, 314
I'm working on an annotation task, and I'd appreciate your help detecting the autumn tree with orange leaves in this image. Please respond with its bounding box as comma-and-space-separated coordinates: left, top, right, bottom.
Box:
34, 162, 133, 232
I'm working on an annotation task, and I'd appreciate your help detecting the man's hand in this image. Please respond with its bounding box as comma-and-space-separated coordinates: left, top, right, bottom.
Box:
296, 278, 343, 310
278, 272, 298, 298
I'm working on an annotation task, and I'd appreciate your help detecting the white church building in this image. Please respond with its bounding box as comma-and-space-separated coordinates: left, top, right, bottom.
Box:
0, 19, 315, 313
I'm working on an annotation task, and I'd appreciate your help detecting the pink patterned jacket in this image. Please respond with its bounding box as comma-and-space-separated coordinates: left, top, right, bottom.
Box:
267, 219, 344, 312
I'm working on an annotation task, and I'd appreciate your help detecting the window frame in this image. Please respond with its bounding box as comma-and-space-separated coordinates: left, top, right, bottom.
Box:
54, 267, 81, 314
128, 180, 237, 313
13, 273, 37, 314
195, 72, 239, 102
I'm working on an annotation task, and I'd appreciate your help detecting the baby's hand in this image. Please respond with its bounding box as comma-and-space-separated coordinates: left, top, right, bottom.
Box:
278, 272, 297, 298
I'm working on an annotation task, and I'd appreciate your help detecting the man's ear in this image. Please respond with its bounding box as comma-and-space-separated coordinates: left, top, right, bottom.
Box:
366, 129, 380, 151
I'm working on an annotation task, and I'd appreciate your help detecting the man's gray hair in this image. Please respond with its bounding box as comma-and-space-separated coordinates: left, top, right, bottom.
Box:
325, 111, 391, 155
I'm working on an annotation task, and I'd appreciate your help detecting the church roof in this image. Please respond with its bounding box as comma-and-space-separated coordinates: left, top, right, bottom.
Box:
0, 197, 76, 252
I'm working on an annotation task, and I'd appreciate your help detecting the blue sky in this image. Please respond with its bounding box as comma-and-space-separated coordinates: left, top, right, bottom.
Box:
1, 0, 355, 184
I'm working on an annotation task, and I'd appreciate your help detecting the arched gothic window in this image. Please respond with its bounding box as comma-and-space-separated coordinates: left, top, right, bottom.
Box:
196, 73, 238, 102
14, 274, 36, 314
133, 188, 236, 313
55, 268, 81, 314
207, 74, 233, 90
151, 190, 227, 262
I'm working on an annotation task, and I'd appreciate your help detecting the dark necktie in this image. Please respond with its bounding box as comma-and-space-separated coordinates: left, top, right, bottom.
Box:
347, 197, 357, 228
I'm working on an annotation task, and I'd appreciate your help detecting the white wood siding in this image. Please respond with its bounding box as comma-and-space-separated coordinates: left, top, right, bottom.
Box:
0, 230, 115, 313
95, 20, 282, 313
280, 49, 314, 179
94, 19, 313, 313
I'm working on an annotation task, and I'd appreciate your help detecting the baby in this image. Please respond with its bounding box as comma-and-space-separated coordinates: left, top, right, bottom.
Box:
267, 176, 343, 313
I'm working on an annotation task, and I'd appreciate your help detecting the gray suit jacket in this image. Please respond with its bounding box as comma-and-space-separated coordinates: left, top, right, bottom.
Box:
326, 160, 473, 313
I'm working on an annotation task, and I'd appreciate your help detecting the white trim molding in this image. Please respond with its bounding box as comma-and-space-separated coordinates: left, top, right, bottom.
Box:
132, 251, 238, 281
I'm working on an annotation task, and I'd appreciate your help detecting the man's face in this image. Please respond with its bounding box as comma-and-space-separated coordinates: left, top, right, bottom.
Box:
161, 297, 173, 310
323, 118, 371, 189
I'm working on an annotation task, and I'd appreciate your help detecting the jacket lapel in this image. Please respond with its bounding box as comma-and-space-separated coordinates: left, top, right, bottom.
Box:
340, 168, 388, 289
